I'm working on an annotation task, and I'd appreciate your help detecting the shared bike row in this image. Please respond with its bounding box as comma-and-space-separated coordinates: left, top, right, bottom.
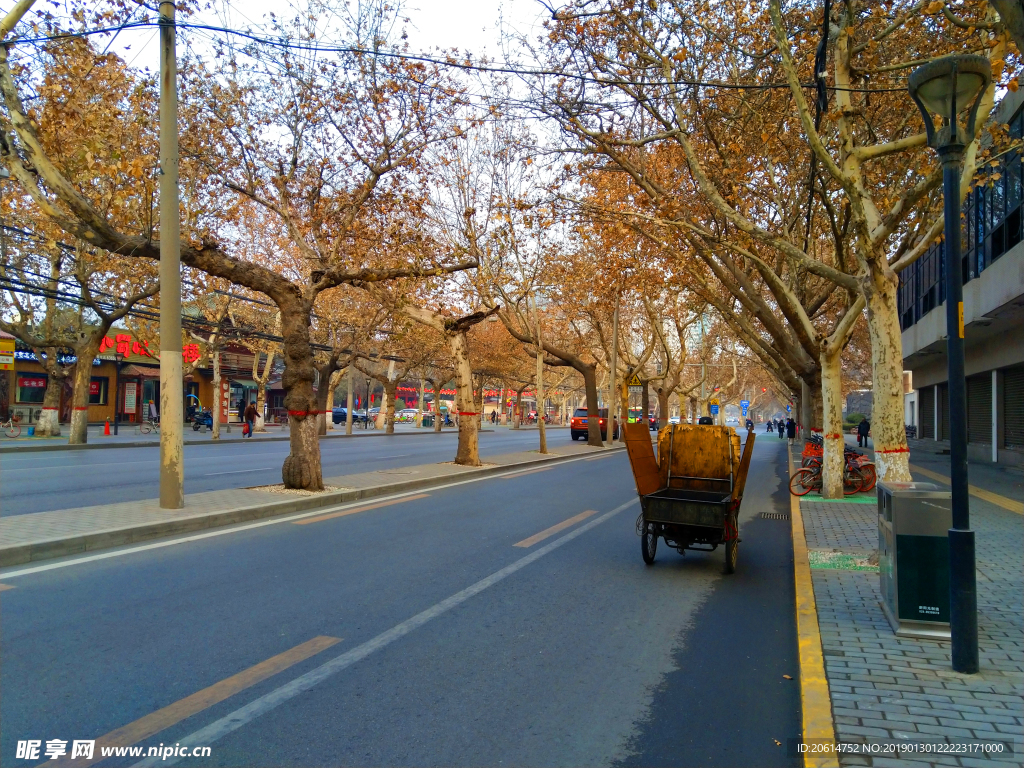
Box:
788, 433, 877, 497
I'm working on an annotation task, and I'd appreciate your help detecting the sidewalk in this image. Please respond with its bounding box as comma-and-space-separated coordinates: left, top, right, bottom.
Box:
0, 441, 623, 567
794, 444, 1023, 765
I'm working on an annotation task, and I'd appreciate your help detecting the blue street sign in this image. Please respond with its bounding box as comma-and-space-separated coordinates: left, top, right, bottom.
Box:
741, 407, 748, 416
710, 404, 719, 415
740, 399, 750, 408
786, 405, 792, 412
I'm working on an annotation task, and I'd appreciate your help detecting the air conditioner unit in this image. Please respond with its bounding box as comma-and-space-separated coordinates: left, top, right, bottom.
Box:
12, 405, 35, 424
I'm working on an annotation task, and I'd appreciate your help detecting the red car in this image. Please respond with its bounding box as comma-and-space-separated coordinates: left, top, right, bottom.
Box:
570, 408, 618, 440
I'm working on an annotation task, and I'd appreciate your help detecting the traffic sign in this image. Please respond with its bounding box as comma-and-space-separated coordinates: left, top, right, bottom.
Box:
741, 407, 748, 417
708, 396, 720, 406
787, 405, 792, 412
740, 399, 750, 408
625, 372, 643, 386
710, 404, 719, 415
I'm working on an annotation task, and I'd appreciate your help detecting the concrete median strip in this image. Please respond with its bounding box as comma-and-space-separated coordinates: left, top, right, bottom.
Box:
0, 445, 626, 569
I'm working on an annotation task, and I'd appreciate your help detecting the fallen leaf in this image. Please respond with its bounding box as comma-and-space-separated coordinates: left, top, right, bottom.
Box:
783, 674, 793, 679
774, 739, 781, 746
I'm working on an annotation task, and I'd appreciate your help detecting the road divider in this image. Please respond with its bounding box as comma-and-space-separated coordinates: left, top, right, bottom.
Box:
293, 494, 430, 525
129, 499, 638, 768
514, 509, 599, 548
0, 446, 627, 574
55, 636, 341, 768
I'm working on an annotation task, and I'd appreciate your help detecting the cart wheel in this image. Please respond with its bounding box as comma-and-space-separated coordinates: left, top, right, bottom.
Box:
641, 524, 658, 565
6, 423, 20, 438
193, 422, 201, 431
724, 536, 738, 574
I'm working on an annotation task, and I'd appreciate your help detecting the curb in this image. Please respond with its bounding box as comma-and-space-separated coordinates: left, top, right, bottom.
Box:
0, 428, 494, 454
0, 445, 626, 567
787, 445, 839, 768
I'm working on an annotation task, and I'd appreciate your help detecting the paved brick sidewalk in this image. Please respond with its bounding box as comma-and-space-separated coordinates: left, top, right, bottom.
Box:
0, 442, 617, 566
799, 460, 1024, 766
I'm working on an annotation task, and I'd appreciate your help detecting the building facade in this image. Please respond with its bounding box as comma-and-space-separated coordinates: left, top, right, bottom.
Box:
898, 92, 1024, 466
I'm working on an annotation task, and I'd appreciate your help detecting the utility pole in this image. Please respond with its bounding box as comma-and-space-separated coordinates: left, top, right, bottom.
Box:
158, 1, 183, 509
532, 294, 547, 454
608, 292, 619, 445
700, 315, 706, 424
345, 365, 354, 435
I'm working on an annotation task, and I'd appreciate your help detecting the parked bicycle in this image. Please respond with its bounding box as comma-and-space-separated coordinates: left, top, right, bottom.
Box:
136, 416, 159, 435
1, 413, 21, 438
791, 435, 876, 496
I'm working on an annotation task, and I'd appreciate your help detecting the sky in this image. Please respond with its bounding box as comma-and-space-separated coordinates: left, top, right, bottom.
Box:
0, 0, 549, 75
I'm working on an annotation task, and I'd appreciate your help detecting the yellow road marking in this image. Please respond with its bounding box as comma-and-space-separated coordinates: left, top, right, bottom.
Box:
59, 635, 340, 768
514, 509, 599, 548
293, 493, 430, 525
0, 583, 13, 591
909, 464, 1022, 515
788, 446, 839, 768
500, 466, 553, 479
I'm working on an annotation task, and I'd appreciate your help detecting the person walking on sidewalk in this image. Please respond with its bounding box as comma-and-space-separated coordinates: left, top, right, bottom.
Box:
857, 417, 871, 448
786, 417, 796, 445
777, 419, 785, 440
244, 401, 258, 438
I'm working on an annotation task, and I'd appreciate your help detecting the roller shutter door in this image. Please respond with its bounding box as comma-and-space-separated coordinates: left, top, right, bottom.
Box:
1005, 366, 1024, 449
967, 374, 992, 444
940, 383, 950, 441
919, 386, 935, 439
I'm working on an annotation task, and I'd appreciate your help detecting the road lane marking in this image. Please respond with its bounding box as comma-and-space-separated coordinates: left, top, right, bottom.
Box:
293, 494, 430, 525
0, 450, 628, 580
58, 636, 340, 768
584, 452, 616, 460
788, 446, 839, 768
909, 463, 1022, 515
374, 454, 411, 459
203, 467, 275, 476
514, 509, 599, 547
500, 466, 553, 479
130, 498, 637, 768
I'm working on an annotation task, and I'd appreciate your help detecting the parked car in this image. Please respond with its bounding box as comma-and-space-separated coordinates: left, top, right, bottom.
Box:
331, 407, 367, 424
569, 407, 618, 440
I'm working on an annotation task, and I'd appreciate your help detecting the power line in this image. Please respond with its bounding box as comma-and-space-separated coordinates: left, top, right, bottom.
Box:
4, 19, 909, 94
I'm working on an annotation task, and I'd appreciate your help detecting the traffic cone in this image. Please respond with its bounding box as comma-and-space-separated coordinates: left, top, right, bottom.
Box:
104, 419, 110, 436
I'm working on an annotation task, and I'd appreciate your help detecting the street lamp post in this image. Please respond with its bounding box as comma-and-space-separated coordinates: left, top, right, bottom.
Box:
365, 377, 371, 430
908, 54, 991, 675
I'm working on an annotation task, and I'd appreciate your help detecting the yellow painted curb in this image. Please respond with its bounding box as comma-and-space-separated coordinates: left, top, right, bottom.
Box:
909, 463, 1023, 515
788, 445, 840, 768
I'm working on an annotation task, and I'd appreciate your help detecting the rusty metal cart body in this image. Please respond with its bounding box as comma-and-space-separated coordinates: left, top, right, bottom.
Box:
623, 421, 756, 573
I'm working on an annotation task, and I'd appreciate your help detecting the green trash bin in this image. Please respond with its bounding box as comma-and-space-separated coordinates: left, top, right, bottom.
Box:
421, 413, 434, 427
878, 481, 952, 639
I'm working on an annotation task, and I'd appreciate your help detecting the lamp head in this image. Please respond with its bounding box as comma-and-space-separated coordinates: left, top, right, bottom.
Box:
908, 55, 991, 150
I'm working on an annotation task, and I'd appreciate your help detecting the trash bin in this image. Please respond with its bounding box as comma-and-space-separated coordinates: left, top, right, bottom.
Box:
421, 413, 434, 427
878, 481, 952, 639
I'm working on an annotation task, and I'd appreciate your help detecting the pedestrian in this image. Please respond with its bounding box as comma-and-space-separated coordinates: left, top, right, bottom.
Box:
238, 398, 247, 424
777, 418, 785, 440
786, 417, 797, 445
244, 401, 258, 438
857, 417, 871, 448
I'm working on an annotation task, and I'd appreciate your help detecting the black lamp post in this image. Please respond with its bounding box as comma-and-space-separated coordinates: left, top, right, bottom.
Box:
908, 54, 991, 675
113, 351, 125, 435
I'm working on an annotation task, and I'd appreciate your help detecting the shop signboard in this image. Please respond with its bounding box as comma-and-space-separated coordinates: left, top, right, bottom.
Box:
0, 338, 13, 370
124, 381, 137, 412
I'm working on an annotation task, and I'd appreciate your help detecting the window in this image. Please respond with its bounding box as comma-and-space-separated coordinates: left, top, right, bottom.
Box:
16, 373, 47, 403
88, 377, 109, 405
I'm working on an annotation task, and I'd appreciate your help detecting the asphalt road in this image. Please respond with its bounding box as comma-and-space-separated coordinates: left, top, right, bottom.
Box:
1, 429, 559, 516
1, 437, 799, 767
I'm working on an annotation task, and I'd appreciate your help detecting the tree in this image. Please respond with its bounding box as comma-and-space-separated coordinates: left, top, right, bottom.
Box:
0, 0, 477, 488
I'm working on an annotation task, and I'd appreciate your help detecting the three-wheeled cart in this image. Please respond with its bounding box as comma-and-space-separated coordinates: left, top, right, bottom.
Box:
623, 421, 755, 573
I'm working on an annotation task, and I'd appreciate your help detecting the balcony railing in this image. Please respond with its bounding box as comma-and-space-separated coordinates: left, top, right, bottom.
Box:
899, 106, 1023, 331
